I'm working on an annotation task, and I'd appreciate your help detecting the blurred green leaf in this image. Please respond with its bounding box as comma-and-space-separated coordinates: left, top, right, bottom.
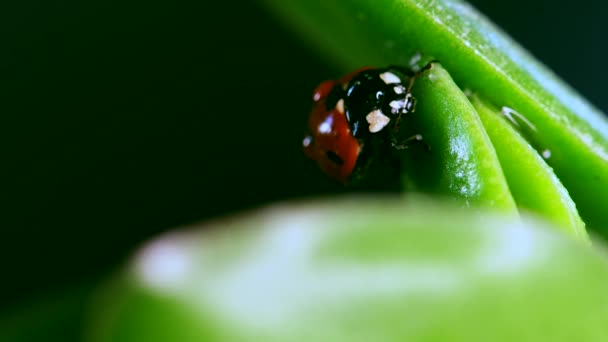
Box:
86, 198, 608, 341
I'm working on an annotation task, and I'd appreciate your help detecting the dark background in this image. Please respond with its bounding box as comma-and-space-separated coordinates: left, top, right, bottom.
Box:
2, 0, 606, 312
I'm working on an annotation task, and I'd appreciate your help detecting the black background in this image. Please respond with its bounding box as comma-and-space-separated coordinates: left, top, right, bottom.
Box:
2, 0, 606, 311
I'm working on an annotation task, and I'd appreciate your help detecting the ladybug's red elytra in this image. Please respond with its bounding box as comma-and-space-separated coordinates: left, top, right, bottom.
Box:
303, 65, 430, 184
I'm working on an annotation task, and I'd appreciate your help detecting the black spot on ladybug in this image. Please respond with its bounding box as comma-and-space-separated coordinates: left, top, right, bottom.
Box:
326, 151, 344, 165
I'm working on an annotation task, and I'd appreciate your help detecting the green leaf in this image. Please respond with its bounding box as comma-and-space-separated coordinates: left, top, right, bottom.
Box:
470, 95, 588, 241
259, 0, 608, 233
401, 63, 516, 212
86, 198, 608, 341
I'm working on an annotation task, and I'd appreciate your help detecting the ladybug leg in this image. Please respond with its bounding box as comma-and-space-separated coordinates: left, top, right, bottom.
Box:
405, 60, 436, 92
391, 134, 430, 150
392, 61, 436, 131
390, 59, 437, 86
392, 92, 417, 133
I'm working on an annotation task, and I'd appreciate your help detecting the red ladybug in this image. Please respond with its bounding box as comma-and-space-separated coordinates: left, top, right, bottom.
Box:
303, 65, 423, 184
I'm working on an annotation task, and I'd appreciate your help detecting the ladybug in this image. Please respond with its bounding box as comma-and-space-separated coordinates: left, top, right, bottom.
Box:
303, 64, 430, 184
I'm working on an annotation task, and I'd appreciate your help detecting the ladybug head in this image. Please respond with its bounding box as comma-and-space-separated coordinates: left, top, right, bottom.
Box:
303, 79, 361, 184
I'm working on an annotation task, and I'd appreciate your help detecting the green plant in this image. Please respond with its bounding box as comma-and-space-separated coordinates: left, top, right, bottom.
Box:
84, 199, 608, 342
262, 0, 608, 236
4, 0, 608, 341
82, 0, 608, 339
